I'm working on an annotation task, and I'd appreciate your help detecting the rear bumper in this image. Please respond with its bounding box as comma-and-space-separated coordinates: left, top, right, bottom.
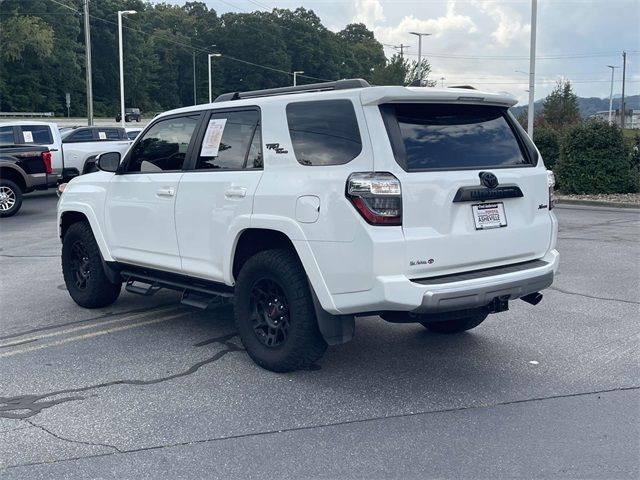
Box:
330, 249, 559, 315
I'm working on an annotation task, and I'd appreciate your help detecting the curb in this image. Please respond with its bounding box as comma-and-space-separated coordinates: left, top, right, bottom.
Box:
556, 199, 640, 210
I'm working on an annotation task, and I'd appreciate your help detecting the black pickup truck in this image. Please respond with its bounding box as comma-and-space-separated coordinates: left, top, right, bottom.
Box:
0, 144, 56, 217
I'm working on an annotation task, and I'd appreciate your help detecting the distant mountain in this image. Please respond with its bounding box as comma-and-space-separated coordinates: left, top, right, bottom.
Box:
510, 95, 639, 119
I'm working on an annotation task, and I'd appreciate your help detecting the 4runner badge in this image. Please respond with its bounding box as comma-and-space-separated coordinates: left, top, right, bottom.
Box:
266, 143, 288, 154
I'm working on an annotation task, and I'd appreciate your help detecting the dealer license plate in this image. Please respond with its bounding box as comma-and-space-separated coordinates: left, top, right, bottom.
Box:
472, 203, 507, 230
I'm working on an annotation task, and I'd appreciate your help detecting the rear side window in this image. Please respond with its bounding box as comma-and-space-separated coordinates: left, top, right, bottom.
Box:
97, 129, 121, 140
196, 110, 260, 170
381, 104, 532, 171
19, 125, 53, 144
286, 100, 362, 166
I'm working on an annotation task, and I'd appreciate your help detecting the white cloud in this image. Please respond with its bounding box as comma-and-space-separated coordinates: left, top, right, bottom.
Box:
471, 1, 530, 46
352, 0, 385, 25
360, 1, 477, 45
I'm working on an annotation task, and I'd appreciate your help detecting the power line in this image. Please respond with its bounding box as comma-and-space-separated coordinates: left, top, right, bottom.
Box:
404, 51, 638, 60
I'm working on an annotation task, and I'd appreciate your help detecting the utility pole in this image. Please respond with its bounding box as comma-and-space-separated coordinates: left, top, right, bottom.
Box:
621, 51, 627, 129
83, 0, 93, 125
527, 0, 537, 138
398, 44, 408, 60
607, 65, 617, 125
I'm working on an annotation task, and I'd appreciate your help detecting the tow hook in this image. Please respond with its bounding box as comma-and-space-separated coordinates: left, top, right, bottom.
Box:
487, 295, 510, 313
521, 292, 543, 306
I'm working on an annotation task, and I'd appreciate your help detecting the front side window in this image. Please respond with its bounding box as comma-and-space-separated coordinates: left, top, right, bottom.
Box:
382, 103, 531, 171
196, 110, 261, 170
19, 125, 53, 144
0, 127, 14, 145
286, 100, 362, 166
64, 129, 93, 142
125, 116, 199, 173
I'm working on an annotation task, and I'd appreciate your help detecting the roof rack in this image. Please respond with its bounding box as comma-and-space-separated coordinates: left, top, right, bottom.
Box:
213, 78, 371, 103
448, 85, 477, 90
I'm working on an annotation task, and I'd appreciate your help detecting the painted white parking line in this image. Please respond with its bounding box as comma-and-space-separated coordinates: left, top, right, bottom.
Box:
0, 306, 181, 349
0, 311, 190, 358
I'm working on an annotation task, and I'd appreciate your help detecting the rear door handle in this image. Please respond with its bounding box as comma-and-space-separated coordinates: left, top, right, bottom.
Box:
156, 187, 175, 197
225, 186, 247, 199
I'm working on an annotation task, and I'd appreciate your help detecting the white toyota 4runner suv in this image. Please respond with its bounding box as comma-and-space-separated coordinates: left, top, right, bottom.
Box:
58, 79, 559, 372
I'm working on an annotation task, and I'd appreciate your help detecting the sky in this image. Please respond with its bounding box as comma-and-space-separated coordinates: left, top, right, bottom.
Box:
169, 0, 639, 105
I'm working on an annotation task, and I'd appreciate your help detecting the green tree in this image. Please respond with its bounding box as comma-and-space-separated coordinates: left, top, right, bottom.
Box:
0, 15, 54, 61
371, 54, 410, 86
405, 58, 435, 86
541, 80, 581, 129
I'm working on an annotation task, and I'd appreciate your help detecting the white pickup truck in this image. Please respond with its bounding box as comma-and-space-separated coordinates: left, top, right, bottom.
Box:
0, 122, 132, 181
59, 126, 132, 179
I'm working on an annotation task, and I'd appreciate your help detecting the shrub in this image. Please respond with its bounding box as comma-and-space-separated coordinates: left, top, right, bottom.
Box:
555, 121, 637, 194
533, 126, 560, 169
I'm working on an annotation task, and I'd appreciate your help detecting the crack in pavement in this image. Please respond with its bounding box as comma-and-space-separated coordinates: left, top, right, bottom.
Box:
0, 333, 241, 420
25, 420, 122, 454
549, 286, 640, 305
3, 385, 638, 472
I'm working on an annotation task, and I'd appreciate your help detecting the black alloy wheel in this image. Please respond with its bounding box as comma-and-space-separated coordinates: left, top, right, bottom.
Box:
250, 278, 290, 348
70, 240, 91, 290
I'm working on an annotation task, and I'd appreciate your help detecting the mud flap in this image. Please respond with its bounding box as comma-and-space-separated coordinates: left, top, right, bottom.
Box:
310, 288, 354, 345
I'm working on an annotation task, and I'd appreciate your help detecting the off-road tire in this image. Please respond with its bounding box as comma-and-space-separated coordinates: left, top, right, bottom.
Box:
62, 221, 121, 308
234, 249, 327, 372
420, 313, 488, 334
0, 179, 23, 217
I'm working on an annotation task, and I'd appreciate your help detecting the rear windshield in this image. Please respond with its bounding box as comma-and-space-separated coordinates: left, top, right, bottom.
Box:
381, 104, 533, 171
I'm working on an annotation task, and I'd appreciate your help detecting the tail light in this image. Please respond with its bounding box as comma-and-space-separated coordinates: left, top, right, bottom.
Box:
41, 151, 52, 174
346, 172, 402, 225
547, 170, 556, 210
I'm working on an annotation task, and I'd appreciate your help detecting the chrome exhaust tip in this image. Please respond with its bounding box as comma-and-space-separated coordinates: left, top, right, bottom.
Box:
521, 292, 543, 306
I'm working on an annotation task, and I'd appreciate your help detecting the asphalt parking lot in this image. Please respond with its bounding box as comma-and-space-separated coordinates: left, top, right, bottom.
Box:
1, 192, 638, 479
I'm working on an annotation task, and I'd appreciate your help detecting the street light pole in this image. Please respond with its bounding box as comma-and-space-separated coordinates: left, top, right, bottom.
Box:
409, 32, 431, 85
193, 51, 197, 105
527, 0, 537, 137
607, 65, 617, 125
208, 52, 222, 103
293, 71, 304, 86
118, 10, 136, 129
83, 0, 93, 126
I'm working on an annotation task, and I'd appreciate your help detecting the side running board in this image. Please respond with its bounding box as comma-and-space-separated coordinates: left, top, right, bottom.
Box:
121, 268, 233, 310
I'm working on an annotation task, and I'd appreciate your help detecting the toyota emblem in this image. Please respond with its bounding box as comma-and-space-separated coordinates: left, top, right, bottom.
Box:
479, 171, 499, 189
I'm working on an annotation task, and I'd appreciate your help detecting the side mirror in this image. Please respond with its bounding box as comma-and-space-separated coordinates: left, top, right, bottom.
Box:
96, 152, 121, 172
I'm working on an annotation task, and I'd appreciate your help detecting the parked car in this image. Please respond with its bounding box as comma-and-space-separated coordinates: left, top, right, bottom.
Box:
0, 121, 63, 180
125, 127, 143, 140
58, 79, 559, 372
116, 108, 141, 123
1, 144, 56, 217
60, 126, 132, 178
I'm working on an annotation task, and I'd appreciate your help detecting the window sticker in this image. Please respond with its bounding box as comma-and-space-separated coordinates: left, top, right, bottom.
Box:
23, 131, 34, 143
200, 118, 227, 157
98, 131, 107, 140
